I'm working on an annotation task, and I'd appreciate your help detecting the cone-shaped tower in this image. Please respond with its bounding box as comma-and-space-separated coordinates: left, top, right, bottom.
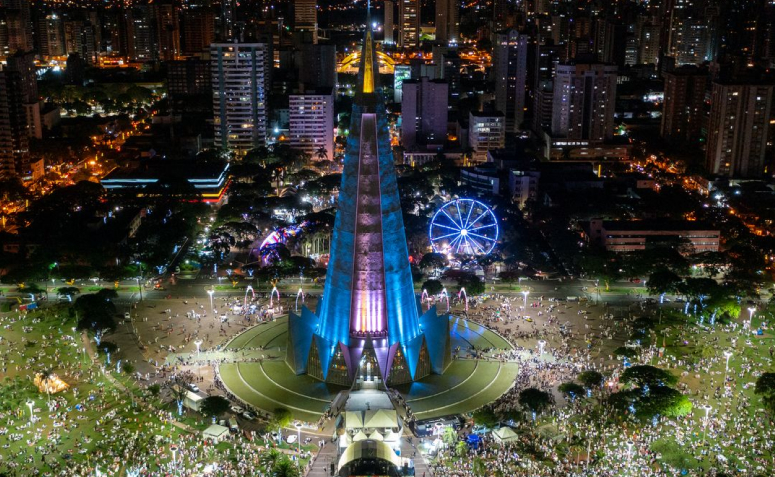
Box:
286, 22, 450, 385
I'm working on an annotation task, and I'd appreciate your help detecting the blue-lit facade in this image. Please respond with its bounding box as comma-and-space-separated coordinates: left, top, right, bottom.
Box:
286, 28, 450, 385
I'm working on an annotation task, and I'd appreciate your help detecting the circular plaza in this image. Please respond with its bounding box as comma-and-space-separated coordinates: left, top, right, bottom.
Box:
217, 315, 519, 423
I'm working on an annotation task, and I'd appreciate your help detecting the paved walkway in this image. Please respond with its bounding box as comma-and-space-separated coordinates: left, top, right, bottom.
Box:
305, 441, 338, 477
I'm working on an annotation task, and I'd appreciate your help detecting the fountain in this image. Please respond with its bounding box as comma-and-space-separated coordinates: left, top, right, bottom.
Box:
295, 288, 305, 312
458, 288, 468, 313
440, 288, 450, 312
269, 283, 281, 308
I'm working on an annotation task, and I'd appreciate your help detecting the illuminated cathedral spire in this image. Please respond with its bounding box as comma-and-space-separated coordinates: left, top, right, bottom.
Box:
285, 17, 451, 386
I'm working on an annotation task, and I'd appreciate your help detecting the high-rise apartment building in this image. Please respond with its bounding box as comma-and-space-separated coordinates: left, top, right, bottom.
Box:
38, 13, 64, 57
0, 0, 31, 58
154, 2, 180, 61
6, 50, 39, 139
294, 0, 317, 44
384, 0, 394, 44
288, 88, 334, 161
298, 44, 337, 90
211, 43, 272, 156
398, 0, 419, 48
435, 0, 459, 44
531, 41, 562, 134
0, 69, 29, 178
168, 58, 211, 113
401, 77, 448, 149
468, 111, 505, 162
661, 66, 707, 144
181, 8, 215, 56
494, 29, 528, 133
706, 80, 775, 178
551, 62, 617, 143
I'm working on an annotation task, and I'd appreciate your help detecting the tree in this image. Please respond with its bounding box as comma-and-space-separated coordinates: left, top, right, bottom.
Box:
755, 372, 775, 414
38, 369, 53, 403
441, 426, 457, 448
259, 448, 282, 471
272, 457, 300, 477
578, 370, 604, 389
519, 388, 551, 415
457, 273, 485, 296
200, 396, 230, 417
647, 269, 682, 295
472, 407, 498, 428
455, 440, 468, 457
558, 382, 585, 401
422, 279, 443, 296
419, 252, 448, 272
56, 287, 80, 297
74, 290, 118, 331
620, 365, 678, 388
610, 386, 692, 422
270, 407, 293, 431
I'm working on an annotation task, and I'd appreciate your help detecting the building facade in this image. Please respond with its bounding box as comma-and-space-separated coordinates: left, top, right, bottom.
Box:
401, 77, 448, 149
211, 43, 271, 156
434, 0, 459, 44
398, 0, 419, 49
551, 61, 617, 143
494, 29, 528, 133
289, 88, 334, 161
661, 66, 708, 144
468, 111, 505, 162
706, 81, 775, 178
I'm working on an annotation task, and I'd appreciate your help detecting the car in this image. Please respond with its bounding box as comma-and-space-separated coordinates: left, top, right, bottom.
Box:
124, 312, 131, 320
187, 383, 200, 393
286, 435, 297, 444
230, 405, 244, 414
242, 411, 256, 420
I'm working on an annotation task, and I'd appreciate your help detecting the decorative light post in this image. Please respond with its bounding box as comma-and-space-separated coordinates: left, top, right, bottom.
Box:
207, 289, 215, 313
170, 444, 178, 473
626, 440, 634, 459
537, 340, 546, 357
522, 290, 529, 308
194, 339, 203, 357
26, 400, 34, 423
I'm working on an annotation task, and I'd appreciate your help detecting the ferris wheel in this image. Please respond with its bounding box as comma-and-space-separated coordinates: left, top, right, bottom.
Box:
429, 199, 498, 256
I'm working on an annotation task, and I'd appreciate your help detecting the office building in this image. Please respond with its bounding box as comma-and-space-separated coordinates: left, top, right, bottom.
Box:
661, 66, 708, 144
399, 0, 419, 48
551, 61, 617, 143
211, 43, 272, 156
393, 64, 411, 102
706, 80, 775, 178
435, 0, 459, 44
494, 29, 528, 133
288, 88, 334, 161
468, 111, 505, 162
401, 77, 448, 149
588, 219, 720, 253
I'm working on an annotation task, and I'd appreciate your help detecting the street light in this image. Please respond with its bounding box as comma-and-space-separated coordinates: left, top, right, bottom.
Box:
170, 445, 178, 473
702, 404, 712, 445
522, 290, 529, 308
194, 339, 203, 357
295, 422, 303, 455
26, 400, 34, 423
747, 307, 756, 330
207, 289, 215, 313
625, 440, 634, 459
723, 350, 733, 374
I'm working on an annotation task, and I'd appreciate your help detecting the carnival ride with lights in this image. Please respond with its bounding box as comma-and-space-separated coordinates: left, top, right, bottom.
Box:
249, 222, 309, 264
429, 199, 498, 256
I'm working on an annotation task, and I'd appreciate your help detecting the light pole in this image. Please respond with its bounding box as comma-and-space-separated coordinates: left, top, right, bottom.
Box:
626, 440, 634, 459
295, 422, 303, 455
702, 404, 712, 446
194, 339, 203, 357
170, 444, 178, 474
26, 400, 34, 423
747, 307, 756, 330
723, 350, 733, 376
537, 339, 546, 357
522, 290, 529, 308
207, 289, 215, 313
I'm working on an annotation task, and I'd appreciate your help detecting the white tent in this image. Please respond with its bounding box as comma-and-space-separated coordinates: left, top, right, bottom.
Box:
363, 409, 397, 429
202, 424, 230, 443
345, 411, 364, 429
185, 391, 204, 412
353, 430, 369, 442
368, 431, 384, 441
492, 426, 519, 443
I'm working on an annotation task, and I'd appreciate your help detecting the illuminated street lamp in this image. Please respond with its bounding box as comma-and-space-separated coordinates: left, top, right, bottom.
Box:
625, 440, 634, 459
522, 290, 529, 308
723, 350, 733, 374
207, 289, 215, 312
26, 400, 34, 423
194, 339, 203, 357
746, 307, 756, 330
295, 422, 303, 454
702, 404, 713, 445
